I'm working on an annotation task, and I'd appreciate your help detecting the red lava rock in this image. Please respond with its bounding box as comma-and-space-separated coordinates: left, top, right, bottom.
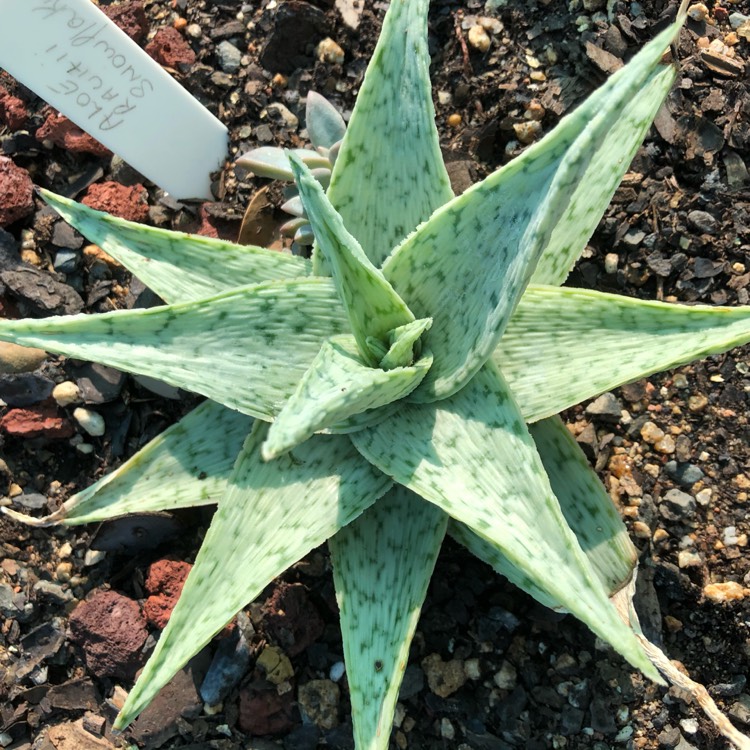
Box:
0, 157, 34, 227
143, 559, 192, 629
36, 112, 110, 157
0, 87, 28, 130
238, 685, 297, 735
263, 582, 325, 657
68, 590, 148, 679
146, 27, 196, 68
102, 1, 148, 43
82, 182, 149, 223
0, 403, 74, 439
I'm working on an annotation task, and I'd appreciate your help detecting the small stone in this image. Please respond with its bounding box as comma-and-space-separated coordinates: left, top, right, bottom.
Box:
144, 559, 192, 629
263, 582, 324, 656
440, 718, 455, 740
317, 37, 345, 64
256, 645, 294, 685
102, 1, 148, 42
146, 26, 196, 67
661, 488, 697, 520
82, 182, 149, 223
513, 120, 542, 144
238, 685, 296, 735
36, 113, 110, 157
687, 3, 709, 21
34, 579, 74, 604
678, 549, 703, 568
200, 614, 252, 707
73, 407, 106, 437
329, 661, 346, 682
0, 404, 74, 439
0, 157, 34, 227
728, 694, 750, 725
216, 40, 242, 73
0, 87, 28, 130
493, 660, 517, 689
0, 341, 46, 374
604, 253, 619, 274
586, 392, 623, 420
186, 23, 202, 38
422, 653, 467, 698
468, 25, 491, 52
632, 521, 651, 539
687, 210, 718, 235
53, 381, 81, 407
665, 461, 704, 487
688, 394, 708, 412
703, 581, 748, 603
297, 680, 340, 730
447, 113, 462, 128
69, 590, 148, 678
264, 102, 299, 130
655, 434, 676, 454
640, 421, 665, 443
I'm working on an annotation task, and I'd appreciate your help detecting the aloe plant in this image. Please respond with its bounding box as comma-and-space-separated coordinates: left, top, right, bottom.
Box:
2, 1, 750, 747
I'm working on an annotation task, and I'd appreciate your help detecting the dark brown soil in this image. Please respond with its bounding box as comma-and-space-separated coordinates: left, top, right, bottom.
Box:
1, 1, 750, 749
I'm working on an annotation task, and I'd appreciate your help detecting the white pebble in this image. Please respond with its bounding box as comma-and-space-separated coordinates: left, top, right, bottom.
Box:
317, 38, 345, 64
52, 380, 81, 407
329, 661, 346, 682
73, 407, 105, 437
604, 253, 619, 274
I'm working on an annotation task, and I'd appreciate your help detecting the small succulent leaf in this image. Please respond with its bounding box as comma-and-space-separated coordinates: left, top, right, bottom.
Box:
114, 423, 393, 730
38, 401, 249, 526
235, 146, 329, 180
306, 91, 347, 151
380, 317, 433, 371
290, 154, 415, 363
530, 64, 678, 285
498, 285, 750, 423
0, 279, 349, 421
330, 487, 447, 750
281, 195, 306, 217
320, 0, 453, 271
350, 363, 659, 681
310, 167, 332, 189
382, 17, 684, 403
451, 415, 637, 608
280, 216, 310, 237
262, 334, 432, 460
40, 189, 310, 305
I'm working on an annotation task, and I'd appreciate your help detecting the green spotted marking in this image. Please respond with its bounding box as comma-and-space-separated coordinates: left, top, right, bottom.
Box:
40, 190, 310, 304
330, 488, 447, 750
351, 363, 659, 682
114, 423, 392, 730
0, 279, 348, 420
289, 155, 416, 364
499, 285, 750, 423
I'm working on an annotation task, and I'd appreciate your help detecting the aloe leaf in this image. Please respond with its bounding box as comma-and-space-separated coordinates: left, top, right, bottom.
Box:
0, 279, 348, 421
382, 18, 683, 403
290, 155, 415, 363
379, 317, 433, 371
530, 63, 678, 286
40, 190, 310, 305
451, 415, 637, 608
350, 363, 659, 681
321, 0, 453, 271
306, 91, 347, 151
114, 423, 392, 730
262, 335, 432, 460
329, 487, 447, 750
235, 146, 329, 180
1, 400, 251, 527
499, 285, 750, 423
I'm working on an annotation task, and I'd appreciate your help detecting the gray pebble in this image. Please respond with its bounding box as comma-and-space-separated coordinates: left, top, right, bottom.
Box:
665, 461, 704, 487
687, 210, 718, 235
0, 373, 54, 407
33, 580, 74, 604
216, 40, 242, 73
585, 392, 623, 420
53, 248, 79, 273
661, 488, 696, 520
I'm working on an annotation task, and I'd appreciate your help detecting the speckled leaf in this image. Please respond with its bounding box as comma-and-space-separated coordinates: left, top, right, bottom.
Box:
235, 146, 329, 180
40, 190, 310, 304
330, 487, 447, 750
351, 363, 659, 681
114, 423, 392, 730
379, 317, 433, 371
290, 155, 414, 364
529, 64, 678, 286
498, 285, 750, 423
0, 279, 348, 421
320, 0, 453, 270
262, 335, 432, 460
450, 415, 637, 608
1, 400, 251, 527
382, 18, 684, 403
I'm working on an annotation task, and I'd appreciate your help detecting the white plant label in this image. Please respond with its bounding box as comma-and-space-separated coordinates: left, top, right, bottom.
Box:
0, 0, 229, 200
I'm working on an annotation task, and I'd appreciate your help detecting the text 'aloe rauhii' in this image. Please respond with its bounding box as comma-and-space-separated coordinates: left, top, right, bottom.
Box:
2, 1, 750, 748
